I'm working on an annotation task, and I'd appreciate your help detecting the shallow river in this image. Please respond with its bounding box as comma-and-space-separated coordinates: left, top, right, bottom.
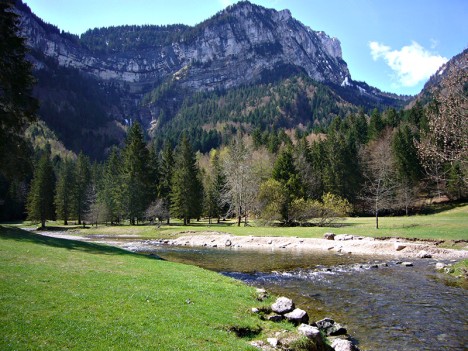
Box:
143, 245, 467, 351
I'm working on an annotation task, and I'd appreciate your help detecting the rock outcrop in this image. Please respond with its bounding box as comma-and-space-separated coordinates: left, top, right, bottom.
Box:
16, 1, 350, 92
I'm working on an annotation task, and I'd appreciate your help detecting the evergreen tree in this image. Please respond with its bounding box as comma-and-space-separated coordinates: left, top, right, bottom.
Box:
158, 142, 174, 224
147, 145, 160, 202
99, 147, 124, 224
171, 135, 203, 225
27, 151, 56, 228
204, 150, 226, 224
75, 152, 91, 225
368, 108, 384, 140
55, 158, 76, 225
0, 1, 38, 180
122, 122, 151, 225
272, 147, 303, 223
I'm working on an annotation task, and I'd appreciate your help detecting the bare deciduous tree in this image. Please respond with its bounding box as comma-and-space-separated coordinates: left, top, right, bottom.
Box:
417, 63, 468, 198
360, 130, 397, 229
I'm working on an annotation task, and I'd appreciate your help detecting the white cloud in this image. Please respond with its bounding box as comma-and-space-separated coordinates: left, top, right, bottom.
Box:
219, 0, 236, 8
369, 41, 448, 87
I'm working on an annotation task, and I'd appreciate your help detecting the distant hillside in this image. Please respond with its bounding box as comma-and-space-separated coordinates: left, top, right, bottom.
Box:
15, 0, 409, 158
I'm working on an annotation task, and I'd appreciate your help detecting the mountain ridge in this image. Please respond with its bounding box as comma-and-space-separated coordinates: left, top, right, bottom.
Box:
15, 0, 410, 157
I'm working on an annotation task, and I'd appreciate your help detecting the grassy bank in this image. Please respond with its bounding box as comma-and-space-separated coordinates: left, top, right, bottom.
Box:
22, 203, 466, 242
0, 226, 285, 350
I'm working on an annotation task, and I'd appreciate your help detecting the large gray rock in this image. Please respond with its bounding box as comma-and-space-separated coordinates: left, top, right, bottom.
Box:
271, 296, 295, 314
284, 308, 309, 325
331, 338, 361, 351
315, 318, 347, 336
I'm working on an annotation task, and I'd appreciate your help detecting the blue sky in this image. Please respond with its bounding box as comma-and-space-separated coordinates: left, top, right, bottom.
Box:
24, 0, 467, 95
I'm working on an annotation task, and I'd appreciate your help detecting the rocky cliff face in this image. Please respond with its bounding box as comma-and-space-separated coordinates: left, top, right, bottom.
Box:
17, 1, 350, 92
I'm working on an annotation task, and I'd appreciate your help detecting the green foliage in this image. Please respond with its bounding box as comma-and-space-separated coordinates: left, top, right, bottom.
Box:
258, 179, 288, 222
98, 147, 124, 223
392, 125, 422, 186
368, 108, 384, 140
289, 193, 351, 226
74, 153, 91, 224
204, 150, 227, 223
54, 158, 76, 225
26, 152, 56, 228
81, 24, 189, 55
0, 1, 38, 180
122, 123, 152, 224
171, 135, 204, 224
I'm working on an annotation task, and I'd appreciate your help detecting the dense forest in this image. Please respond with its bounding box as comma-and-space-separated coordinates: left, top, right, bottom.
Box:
2, 95, 466, 228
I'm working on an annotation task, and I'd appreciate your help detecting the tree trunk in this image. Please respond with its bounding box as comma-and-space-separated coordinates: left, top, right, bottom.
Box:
375, 210, 379, 229
237, 215, 241, 227
183, 217, 187, 226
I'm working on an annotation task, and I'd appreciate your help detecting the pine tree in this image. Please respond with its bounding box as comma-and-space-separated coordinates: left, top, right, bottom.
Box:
55, 158, 76, 225
75, 152, 91, 225
27, 151, 56, 228
204, 150, 226, 224
272, 147, 303, 223
99, 147, 124, 224
147, 145, 160, 202
158, 142, 174, 224
368, 108, 384, 140
171, 135, 203, 225
122, 122, 151, 225
0, 1, 38, 180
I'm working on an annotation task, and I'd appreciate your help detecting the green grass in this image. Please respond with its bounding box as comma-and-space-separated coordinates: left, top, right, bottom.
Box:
38, 203, 467, 242
0, 226, 289, 350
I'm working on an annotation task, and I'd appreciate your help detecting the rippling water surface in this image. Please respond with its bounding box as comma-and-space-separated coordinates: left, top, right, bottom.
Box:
144, 246, 467, 351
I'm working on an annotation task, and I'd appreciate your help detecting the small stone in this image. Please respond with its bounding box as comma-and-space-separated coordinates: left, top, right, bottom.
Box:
394, 243, 406, 251
225, 239, 232, 247
402, 262, 413, 267
332, 338, 360, 351
298, 324, 321, 339
267, 338, 278, 347
267, 314, 284, 322
284, 308, 309, 325
418, 250, 432, 258
251, 307, 259, 313
315, 317, 347, 336
271, 296, 295, 314
435, 262, 446, 270
324, 233, 335, 240
268, 240, 273, 244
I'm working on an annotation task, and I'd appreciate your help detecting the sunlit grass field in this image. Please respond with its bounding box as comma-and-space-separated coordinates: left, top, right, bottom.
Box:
17, 203, 467, 242
0, 226, 288, 350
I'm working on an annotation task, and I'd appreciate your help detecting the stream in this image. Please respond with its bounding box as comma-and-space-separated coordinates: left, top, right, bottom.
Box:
140, 245, 467, 350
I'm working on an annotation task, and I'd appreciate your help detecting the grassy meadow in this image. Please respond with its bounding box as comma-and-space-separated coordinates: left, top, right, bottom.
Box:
0, 226, 292, 351
21, 203, 466, 242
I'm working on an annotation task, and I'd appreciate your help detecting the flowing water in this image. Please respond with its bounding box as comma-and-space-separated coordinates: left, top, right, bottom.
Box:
141, 245, 467, 351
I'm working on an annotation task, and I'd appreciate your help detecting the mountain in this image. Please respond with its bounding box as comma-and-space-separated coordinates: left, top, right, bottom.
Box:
14, 0, 408, 157
412, 48, 467, 106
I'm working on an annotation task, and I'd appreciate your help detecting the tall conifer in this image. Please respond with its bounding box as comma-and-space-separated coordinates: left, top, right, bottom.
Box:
27, 152, 55, 228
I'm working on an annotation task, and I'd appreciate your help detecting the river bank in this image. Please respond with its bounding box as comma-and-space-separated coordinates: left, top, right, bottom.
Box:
71, 230, 468, 261
165, 232, 468, 259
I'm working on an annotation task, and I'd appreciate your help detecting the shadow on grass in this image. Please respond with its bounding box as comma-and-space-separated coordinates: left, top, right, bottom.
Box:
0, 225, 163, 260
419, 201, 467, 215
